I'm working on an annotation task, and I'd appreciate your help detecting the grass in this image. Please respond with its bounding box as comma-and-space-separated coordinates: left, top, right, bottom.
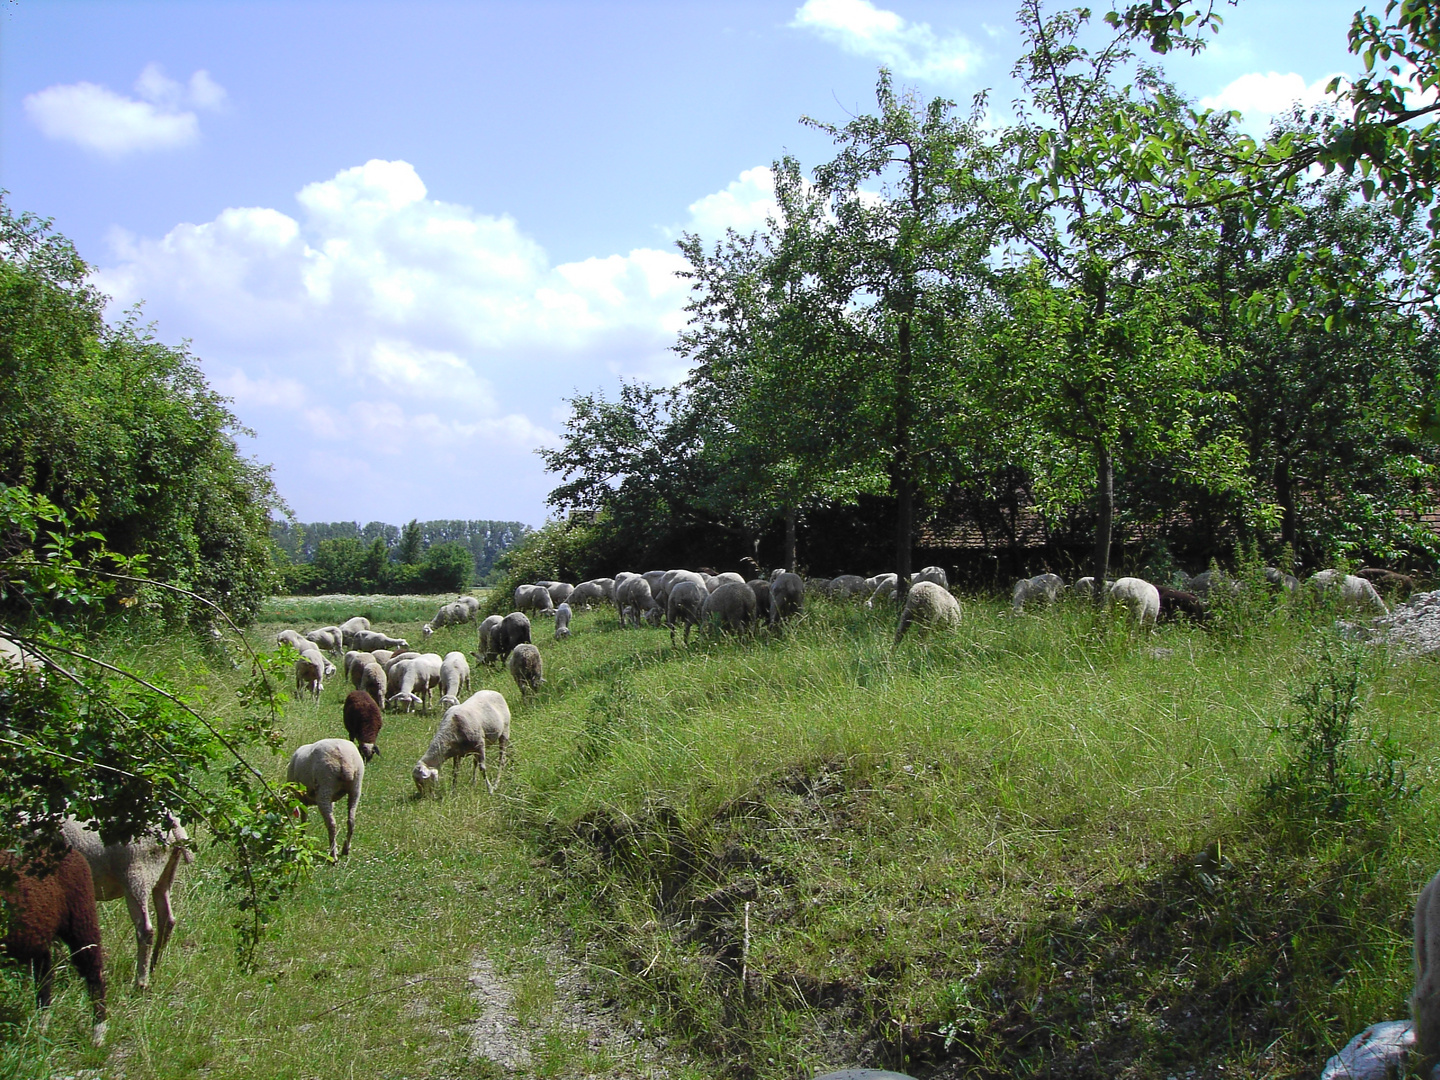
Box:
17, 592, 1440, 1078
257, 590, 492, 627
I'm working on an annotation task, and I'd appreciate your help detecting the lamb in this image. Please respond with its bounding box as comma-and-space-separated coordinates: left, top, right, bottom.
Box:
304, 626, 344, 654
476, 614, 504, 664
0, 848, 107, 1044
358, 661, 387, 711
351, 629, 409, 652
295, 650, 325, 700
770, 572, 805, 625
666, 579, 707, 645
1413, 867, 1440, 1066
1012, 573, 1064, 612
1308, 570, 1390, 616
286, 738, 364, 859
413, 690, 512, 795
1108, 577, 1161, 627
554, 602, 573, 640
62, 814, 193, 992
507, 642, 544, 697
514, 584, 556, 617
894, 581, 962, 644
342, 690, 384, 761
276, 629, 309, 651
701, 581, 758, 634
494, 612, 532, 661
339, 616, 371, 646
438, 651, 472, 709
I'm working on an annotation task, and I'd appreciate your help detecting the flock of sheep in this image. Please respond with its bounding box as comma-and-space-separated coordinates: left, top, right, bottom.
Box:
0, 555, 1424, 1059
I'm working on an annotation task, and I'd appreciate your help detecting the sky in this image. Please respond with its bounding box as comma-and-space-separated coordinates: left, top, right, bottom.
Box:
1, 0, 1375, 528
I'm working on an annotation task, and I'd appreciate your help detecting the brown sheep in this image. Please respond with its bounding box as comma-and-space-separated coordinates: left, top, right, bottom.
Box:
1, 848, 107, 1044
342, 690, 384, 761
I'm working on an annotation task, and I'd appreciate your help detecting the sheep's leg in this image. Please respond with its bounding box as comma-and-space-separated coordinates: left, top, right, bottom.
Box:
123, 885, 155, 990
315, 794, 339, 860
341, 789, 357, 857
31, 948, 55, 1009
148, 852, 181, 980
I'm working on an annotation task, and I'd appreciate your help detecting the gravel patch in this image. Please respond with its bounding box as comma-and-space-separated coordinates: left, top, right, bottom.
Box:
1375, 589, 1440, 656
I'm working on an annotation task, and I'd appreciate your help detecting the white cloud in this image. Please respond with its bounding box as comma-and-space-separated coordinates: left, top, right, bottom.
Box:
791, 0, 981, 83
1200, 71, 1345, 133
89, 158, 732, 522
24, 64, 226, 156
684, 166, 780, 237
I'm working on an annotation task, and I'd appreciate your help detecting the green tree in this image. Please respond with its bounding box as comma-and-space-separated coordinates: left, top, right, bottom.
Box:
395, 519, 424, 565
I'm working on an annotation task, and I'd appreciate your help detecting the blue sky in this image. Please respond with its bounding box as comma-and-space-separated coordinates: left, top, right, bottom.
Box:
2, 0, 1370, 527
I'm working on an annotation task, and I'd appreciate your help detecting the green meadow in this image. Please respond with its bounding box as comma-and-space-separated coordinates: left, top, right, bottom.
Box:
10, 591, 1438, 1080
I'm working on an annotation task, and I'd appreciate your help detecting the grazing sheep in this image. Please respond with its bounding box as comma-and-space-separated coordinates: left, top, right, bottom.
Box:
747, 579, 773, 622
568, 580, 608, 608
286, 738, 364, 859
554, 602, 573, 640
305, 626, 344, 654
617, 576, 660, 628
63, 814, 192, 993
1155, 585, 1207, 622
807, 577, 832, 596
1262, 566, 1302, 592
546, 582, 574, 606
701, 581, 758, 634
915, 566, 949, 588
1070, 576, 1101, 597
828, 574, 867, 600
1108, 577, 1161, 627
494, 612, 532, 661
438, 651, 472, 709
507, 643, 544, 697
514, 584, 556, 617
865, 575, 899, 608
344, 650, 375, 682
387, 653, 443, 713
770, 572, 805, 626
424, 601, 470, 638
370, 649, 396, 667
413, 690, 512, 795
1308, 570, 1390, 616
276, 629, 308, 651
342, 691, 384, 761
1357, 567, 1415, 598
358, 661, 387, 711
476, 614, 503, 664
666, 580, 707, 645
339, 616, 371, 646
0, 848, 107, 1044
1413, 867, 1440, 1065
1186, 570, 1238, 601
351, 629, 409, 652
295, 651, 325, 700
894, 581, 962, 644
1012, 573, 1064, 612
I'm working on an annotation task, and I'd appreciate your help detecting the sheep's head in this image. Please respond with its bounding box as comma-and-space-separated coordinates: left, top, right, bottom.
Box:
440, 694, 460, 710
422, 624, 433, 637
413, 762, 440, 796
359, 742, 378, 762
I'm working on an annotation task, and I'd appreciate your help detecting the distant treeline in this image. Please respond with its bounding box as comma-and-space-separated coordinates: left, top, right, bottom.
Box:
271, 519, 531, 594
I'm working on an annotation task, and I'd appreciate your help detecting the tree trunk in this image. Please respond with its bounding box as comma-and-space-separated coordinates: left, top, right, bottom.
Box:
893, 309, 915, 601
894, 473, 914, 600
1275, 456, 1298, 556
1091, 441, 1114, 603
783, 504, 797, 573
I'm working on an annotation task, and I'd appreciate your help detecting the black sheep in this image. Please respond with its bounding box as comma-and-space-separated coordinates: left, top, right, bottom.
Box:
1, 847, 107, 1044
343, 690, 384, 761
1155, 585, 1208, 622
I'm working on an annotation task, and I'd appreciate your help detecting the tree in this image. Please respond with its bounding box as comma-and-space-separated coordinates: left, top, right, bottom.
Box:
985, 1, 1253, 587
773, 72, 1000, 594
395, 519, 424, 565
0, 200, 280, 624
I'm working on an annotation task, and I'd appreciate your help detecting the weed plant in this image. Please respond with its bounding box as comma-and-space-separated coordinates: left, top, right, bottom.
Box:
15, 591, 1440, 1079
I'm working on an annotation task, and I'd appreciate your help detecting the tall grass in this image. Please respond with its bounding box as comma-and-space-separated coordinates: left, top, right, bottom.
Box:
21, 593, 1440, 1078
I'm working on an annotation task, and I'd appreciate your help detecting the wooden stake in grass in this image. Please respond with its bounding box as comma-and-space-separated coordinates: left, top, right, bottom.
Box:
741, 900, 752, 998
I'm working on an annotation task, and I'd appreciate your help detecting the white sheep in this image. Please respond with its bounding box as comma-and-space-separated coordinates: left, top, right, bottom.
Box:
476, 614, 503, 664
1013, 573, 1064, 612
339, 616, 371, 646
666, 580, 707, 645
286, 738, 364, 859
894, 581, 962, 644
770, 572, 805, 625
413, 690, 512, 795
1308, 570, 1389, 616
507, 642, 544, 697
616, 576, 660, 627
276, 628, 308, 651
828, 574, 867, 600
294, 650, 325, 700
915, 566, 949, 588
554, 602, 573, 640
514, 584, 556, 617
864, 573, 899, 609
62, 814, 193, 991
568, 580, 608, 608
304, 626, 344, 654
387, 653, 443, 712
1108, 577, 1161, 627
351, 629, 409, 652
1413, 867, 1440, 1065
438, 651, 472, 709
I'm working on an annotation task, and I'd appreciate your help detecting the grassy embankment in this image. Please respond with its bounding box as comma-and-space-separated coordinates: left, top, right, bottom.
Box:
8, 587, 1440, 1079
